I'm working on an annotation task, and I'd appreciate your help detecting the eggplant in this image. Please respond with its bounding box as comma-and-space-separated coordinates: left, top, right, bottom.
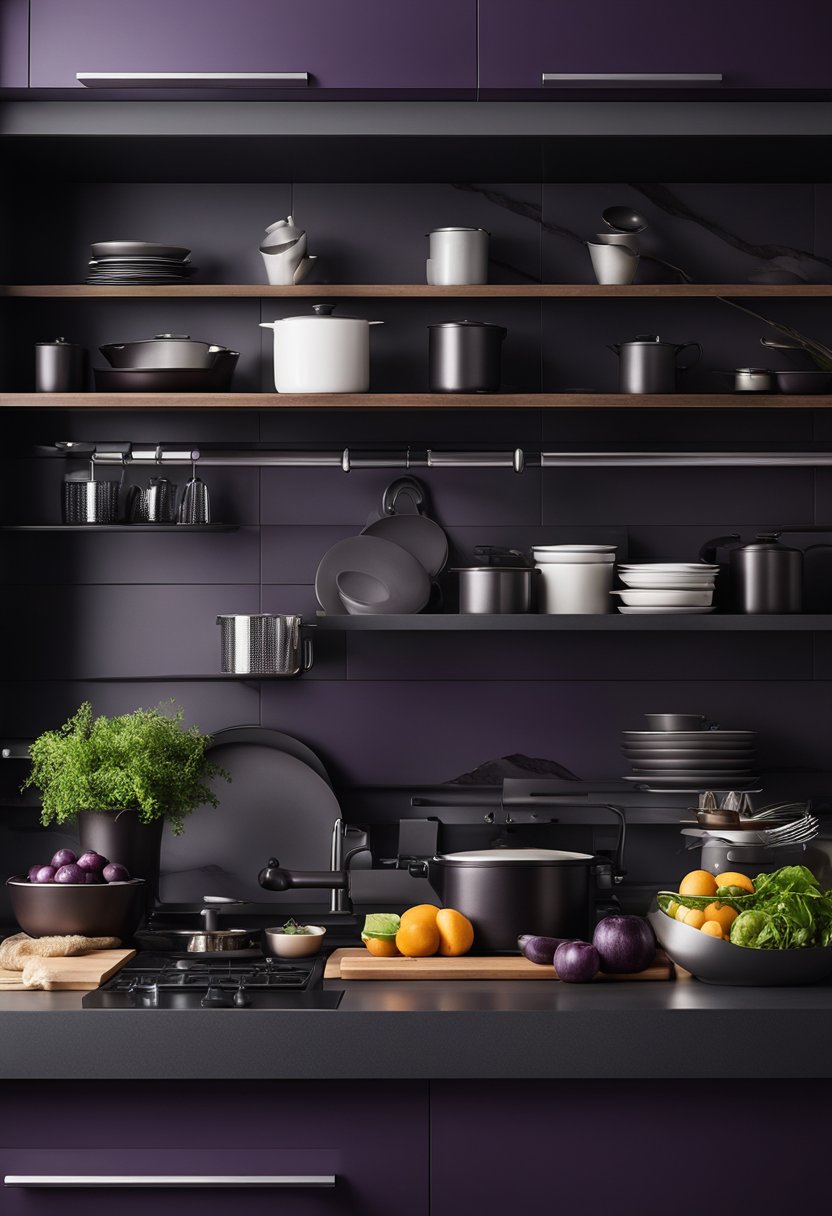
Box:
518, 934, 572, 966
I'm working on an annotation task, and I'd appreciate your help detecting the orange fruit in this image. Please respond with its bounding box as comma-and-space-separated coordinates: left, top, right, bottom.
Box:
396, 920, 440, 957
715, 871, 754, 893
400, 904, 440, 928
678, 870, 718, 897
682, 908, 706, 930
362, 935, 400, 957
701, 920, 724, 938
435, 908, 474, 956
703, 901, 739, 934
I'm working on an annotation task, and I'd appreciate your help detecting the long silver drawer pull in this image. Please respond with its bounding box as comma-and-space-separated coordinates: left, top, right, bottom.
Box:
542, 72, 722, 84
76, 72, 309, 87
4, 1175, 336, 1188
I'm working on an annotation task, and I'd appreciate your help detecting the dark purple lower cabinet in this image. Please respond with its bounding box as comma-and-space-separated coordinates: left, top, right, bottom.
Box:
0, 1081, 428, 1215
430, 1080, 832, 1214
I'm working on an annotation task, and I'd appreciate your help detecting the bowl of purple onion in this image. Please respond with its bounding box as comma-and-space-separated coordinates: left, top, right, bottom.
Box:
6, 848, 144, 938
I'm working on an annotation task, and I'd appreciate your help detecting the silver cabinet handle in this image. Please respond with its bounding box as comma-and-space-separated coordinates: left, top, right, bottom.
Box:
4, 1175, 336, 1188
542, 72, 722, 84
76, 72, 309, 87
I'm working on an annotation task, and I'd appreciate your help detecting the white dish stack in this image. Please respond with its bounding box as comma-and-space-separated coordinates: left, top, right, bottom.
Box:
532, 545, 617, 614
612, 563, 720, 614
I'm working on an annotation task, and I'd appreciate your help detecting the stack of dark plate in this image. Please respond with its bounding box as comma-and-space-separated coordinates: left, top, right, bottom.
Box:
87, 241, 196, 285
622, 723, 759, 789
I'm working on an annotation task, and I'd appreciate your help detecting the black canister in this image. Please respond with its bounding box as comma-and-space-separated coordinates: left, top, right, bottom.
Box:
428, 320, 506, 393
35, 338, 86, 392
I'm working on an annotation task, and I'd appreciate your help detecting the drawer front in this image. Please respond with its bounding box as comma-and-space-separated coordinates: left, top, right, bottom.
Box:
30, 0, 476, 90
0, 0, 29, 87
479, 0, 832, 90
0, 1081, 428, 1216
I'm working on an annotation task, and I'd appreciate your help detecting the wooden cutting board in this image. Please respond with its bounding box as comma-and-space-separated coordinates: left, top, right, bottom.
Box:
325, 948, 674, 981
0, 948, 135, 991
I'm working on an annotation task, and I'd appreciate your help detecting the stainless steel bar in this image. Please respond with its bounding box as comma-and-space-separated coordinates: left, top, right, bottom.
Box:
76, 72, 310, 87
5, 1175, 335, 1188
541, 451, 832, 467
427, 448, 525, 471
542, 73, 723, 85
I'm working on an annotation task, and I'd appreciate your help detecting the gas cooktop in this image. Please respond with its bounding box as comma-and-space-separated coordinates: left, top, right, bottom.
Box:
82, 951, 342, 1010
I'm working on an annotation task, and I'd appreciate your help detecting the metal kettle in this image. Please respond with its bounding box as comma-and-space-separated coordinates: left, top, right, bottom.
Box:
699, 532, 812, 614
609, 334, 701, 394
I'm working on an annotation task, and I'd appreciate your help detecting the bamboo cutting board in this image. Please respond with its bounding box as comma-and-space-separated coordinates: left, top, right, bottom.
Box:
0, 948, 135, 991
325, 948, 674, 981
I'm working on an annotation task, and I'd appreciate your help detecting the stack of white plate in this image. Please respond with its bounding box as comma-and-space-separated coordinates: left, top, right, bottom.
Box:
622, 728, 759, 788
611, 562, 719, 614
87, 241, 196, 285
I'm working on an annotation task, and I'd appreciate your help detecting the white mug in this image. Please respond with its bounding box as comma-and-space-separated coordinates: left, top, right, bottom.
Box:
587, 242, 639, 286
427, 227, 489, 285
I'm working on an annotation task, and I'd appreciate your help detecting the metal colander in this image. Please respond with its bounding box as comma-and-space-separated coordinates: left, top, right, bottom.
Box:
216, 614, 311, 676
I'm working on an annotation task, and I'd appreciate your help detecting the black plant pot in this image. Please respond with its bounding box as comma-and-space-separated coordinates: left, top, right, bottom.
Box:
78, 809, 164, 912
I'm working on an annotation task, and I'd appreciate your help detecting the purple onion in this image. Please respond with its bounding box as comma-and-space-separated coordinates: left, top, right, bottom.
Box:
50, 848, 77, 869
33, 865, 57, 883
592, 915, 656, 975
554, 940, 600, 983
102, 862, 131, 883
54, 863, 86, 884
27, 864, 46, 883
76, 850, 108, 873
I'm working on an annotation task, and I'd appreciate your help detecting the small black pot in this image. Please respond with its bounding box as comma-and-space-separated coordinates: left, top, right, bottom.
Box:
428, 320, 506, 393
78, 809, 164, 911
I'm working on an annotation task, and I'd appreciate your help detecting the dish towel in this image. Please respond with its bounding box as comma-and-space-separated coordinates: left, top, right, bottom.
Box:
0, 932, 121, 990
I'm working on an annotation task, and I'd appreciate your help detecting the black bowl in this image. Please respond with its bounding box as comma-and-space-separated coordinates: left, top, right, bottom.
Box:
6, 876, 145, 938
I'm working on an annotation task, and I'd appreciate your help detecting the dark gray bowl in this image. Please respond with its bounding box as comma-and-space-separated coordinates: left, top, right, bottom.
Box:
774, 370, 832, 395
6, 876, 145, 939
648, 909, 832, 986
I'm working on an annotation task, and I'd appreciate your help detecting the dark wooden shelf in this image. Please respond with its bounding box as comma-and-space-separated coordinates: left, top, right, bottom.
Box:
316, 613, 832, 631
3, 283, 832, 298
0, 524, 239, 532
2, 392, 831, 411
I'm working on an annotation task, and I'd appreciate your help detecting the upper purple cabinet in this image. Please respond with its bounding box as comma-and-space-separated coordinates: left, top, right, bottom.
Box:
478, 0, 832, 91
0, 0, 30, 86
29, 0, 477, 91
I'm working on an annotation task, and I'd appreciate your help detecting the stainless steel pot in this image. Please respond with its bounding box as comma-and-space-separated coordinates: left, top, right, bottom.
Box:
428, 320, 506, 393
610, 334, 701, 394
453, 547, 534, 614
100, 334, 231, 369
216, 613, 313, 676
700, 532, 806, 613
36, 338, 86, 391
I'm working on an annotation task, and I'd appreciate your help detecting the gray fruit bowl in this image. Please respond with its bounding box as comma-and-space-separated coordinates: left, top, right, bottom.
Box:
6, 876, 145, 939
648, 909, 832, 986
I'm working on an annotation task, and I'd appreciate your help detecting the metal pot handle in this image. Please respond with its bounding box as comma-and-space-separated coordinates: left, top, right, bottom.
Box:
408, 860, 429, 878
302, 638, 314, 671
675, 341, 702, 372
473, 545, 531, 568
600, 804, 627, 884
698, 533, 741, 565
382, 476, 425, 516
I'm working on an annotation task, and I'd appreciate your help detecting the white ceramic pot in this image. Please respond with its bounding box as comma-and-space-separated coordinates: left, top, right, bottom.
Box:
537, 560, 614, 614
587, 242, 639, 285
260, 304, 382, 393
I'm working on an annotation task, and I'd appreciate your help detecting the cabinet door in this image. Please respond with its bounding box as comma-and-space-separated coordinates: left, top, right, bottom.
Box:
0, 0, 29, 87
29, 0, 476, 90
431, 1080, 832, 1215
479, 0, 832, 90
0, 1080, 429, 1216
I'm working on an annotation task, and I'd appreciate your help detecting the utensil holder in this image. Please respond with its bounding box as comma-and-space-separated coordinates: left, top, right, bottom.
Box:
62, 478, 120, 524
216, 613, 313, 676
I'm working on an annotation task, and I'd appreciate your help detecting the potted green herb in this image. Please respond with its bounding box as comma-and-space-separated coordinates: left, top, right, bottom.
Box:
22, 701, 228, 899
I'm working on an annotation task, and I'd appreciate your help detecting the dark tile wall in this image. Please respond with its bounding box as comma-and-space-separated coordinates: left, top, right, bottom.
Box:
3, 178, 832, 903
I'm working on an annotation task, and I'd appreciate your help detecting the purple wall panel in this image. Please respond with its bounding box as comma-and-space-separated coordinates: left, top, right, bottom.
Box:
0, 0, 28, 87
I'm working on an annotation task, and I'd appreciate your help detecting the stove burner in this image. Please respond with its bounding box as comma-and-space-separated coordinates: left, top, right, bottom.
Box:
82, 951, 342, 1010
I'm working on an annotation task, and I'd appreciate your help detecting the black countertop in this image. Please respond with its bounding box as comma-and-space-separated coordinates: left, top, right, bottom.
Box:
2, 972, 832, 1080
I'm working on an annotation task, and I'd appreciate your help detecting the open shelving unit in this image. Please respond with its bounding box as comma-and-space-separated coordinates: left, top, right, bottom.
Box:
315, 614, 832, 632
3, 283, 832, 298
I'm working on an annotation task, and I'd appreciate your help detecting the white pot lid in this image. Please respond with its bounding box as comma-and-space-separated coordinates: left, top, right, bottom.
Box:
437, 848, 594, 864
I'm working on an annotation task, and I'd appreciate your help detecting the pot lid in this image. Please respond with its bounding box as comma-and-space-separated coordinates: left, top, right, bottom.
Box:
37, 336, 81, 347
272, 304, 382, 324
452, 566, 531, 573
437, 848, 594, 863
428, 319, 504, 329
427, 227, 489, 234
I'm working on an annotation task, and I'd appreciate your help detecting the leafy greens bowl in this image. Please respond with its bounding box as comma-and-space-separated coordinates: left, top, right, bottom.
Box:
648, 909, 832, 985
651, 864, 832, 985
